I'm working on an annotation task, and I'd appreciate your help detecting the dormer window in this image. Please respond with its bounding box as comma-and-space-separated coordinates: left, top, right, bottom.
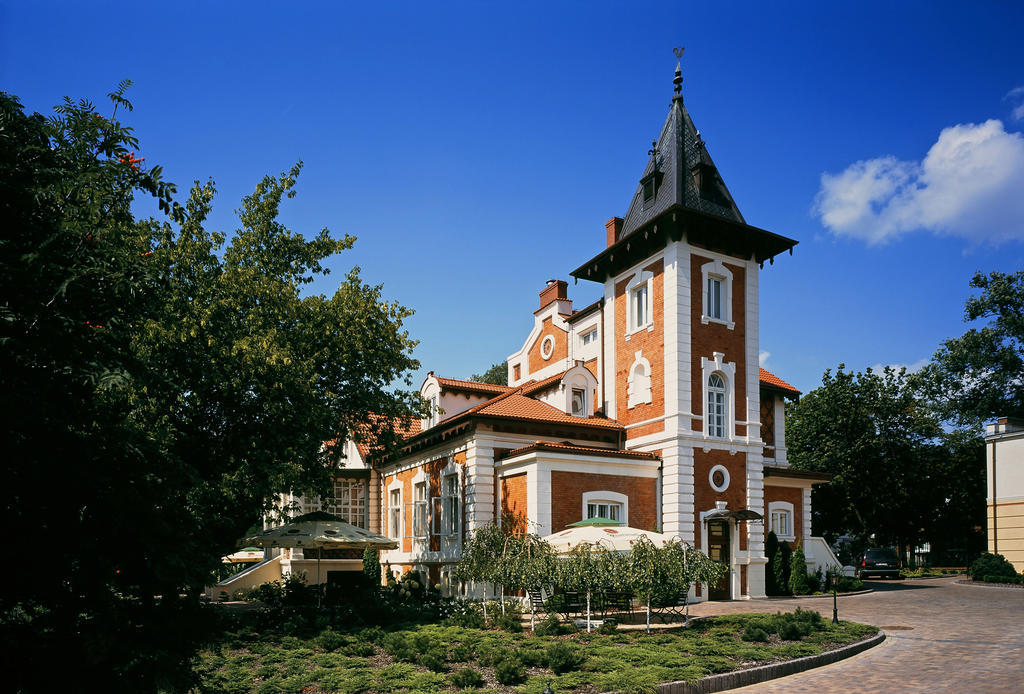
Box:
640, 170, 663, 206
691, 162, 730, 207
571, 388, 586, 417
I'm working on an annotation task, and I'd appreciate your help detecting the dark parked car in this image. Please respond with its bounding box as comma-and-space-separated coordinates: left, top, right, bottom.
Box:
856, 548, 901, 579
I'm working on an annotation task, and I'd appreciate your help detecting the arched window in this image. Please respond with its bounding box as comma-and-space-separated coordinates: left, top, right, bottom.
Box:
627, 351, 652, 408
707, 373, 726, 438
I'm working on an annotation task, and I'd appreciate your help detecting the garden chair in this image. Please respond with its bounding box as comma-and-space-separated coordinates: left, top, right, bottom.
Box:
527, 588, 547, 615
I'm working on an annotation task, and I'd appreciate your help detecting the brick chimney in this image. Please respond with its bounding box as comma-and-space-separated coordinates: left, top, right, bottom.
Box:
539, 279, 569, 311
605, 217, 624, 247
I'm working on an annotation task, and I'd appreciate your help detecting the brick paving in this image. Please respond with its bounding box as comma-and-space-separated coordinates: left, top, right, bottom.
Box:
684, 577, 1024, 693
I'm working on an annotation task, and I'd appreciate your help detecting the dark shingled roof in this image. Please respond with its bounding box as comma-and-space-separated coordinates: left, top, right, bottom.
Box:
619, 93, 745, 241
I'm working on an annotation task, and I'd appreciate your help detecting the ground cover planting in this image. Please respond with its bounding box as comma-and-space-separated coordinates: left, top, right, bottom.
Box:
195, 608, 877, 693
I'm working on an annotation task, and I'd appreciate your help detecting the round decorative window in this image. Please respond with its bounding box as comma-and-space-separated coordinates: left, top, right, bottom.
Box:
540, 335, 555, 360
709, 464, 730, 492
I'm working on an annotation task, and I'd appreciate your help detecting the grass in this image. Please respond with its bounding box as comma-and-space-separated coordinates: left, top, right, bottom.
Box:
195, 612, 878, 693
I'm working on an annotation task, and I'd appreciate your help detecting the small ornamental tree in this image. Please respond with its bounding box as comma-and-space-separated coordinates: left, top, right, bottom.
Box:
789, 544, 811, 595
557, 543, 611, 631
765, 531, 780, 595
363, 548, 381, 586
626, 537, 666, 633
501, 533, 557, 629
455, 522, 506, 621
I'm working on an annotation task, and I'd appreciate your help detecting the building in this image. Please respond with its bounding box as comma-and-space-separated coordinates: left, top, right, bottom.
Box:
214, 58, 837, 602
373, 59, 835, 601
986, 417, 1024, 572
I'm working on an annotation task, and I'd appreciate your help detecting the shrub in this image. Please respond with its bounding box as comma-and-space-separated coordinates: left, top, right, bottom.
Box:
969, 553, 1017, 580
741, 625, 769, 642
518, 648, 547, 668
446, 602, 486, 629
450, 668, 485, 689
449, 643, 474, 662
597, 620, 618, 635
836, 576, 864, 592
984, 574, 1023, 584
533, 614, 562, 636
491, 612, 523, 633
494, 655, 526, 685
546, 642, 586, 674
343, 640, 375, 657
316, 629, 346, 652
382, 633, 416, 662
417, 649, 447, 672
777, 620, 809, 641
789, 545, 812, 595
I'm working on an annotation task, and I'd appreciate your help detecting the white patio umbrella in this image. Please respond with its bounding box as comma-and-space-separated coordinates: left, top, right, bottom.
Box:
542, 522, 673, 554
242, 511, 398, 605
542, 520, 673, 631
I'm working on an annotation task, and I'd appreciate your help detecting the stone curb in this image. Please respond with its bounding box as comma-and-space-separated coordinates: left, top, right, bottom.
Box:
954, 579, 1024, 590
654, 631, 886, 694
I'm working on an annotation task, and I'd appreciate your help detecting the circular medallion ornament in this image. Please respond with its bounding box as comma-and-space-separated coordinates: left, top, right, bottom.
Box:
540, 335, 555, 360
709, 464, 730, 492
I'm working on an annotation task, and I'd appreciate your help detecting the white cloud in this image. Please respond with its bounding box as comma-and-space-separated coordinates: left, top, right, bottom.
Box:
759, 351, 770, 367
814, 119, 1024, 245
1007, 86, 1024, 120
868, 357, 929, 375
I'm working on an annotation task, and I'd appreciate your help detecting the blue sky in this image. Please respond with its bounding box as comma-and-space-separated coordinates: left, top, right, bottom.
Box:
3, 1, 1023, 395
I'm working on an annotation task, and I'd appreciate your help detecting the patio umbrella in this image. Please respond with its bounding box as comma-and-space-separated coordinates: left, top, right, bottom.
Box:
241, 511, 398, 605
542, 524, 672, 554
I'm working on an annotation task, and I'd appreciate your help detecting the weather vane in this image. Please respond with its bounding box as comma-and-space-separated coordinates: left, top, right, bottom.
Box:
673, 47, 684, 95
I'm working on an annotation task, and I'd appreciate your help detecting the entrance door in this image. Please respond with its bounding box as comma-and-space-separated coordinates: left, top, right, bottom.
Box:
707, 520, 731, 600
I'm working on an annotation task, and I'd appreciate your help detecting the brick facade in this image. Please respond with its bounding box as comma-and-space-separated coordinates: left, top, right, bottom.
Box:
764, 485, 804, 546
550, 470, 658, 533
500, 472, 528, 534
526, 316, 568, 375
614, 259, 666, 433
690, 254, 747, 438
692, 449, 749, 551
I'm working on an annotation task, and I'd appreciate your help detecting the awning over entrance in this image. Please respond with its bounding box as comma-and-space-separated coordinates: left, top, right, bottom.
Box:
703, 508, 763, 523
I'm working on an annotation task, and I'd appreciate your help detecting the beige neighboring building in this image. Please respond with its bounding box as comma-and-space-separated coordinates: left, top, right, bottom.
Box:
986, 417, 1024, 573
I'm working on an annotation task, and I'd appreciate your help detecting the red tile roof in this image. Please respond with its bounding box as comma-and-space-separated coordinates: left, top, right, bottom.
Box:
759, 368, 800, 395
353, 415, 422, 460
520, 370, 568, 396
499, 440, 659, 461
475, 392, 623, 430
435, 376, 513, 395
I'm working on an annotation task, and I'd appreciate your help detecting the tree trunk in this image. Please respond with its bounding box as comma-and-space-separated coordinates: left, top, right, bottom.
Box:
646, 590, 651, 633
586, 590, 591, 633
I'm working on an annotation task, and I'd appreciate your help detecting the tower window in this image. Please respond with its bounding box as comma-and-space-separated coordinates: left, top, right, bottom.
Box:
707, 373, 726, 438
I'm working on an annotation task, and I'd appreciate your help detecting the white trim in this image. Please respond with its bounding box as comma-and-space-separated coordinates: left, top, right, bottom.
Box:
386, 480, 403, 542
582, 490, 629, 526
627, 350, 653, 408
540, 334, 555, 360
700, 352, 737, 440
700, 259, 735, 330
709, 464, 730, 492
624, 269, 655, 338
767, 500, 795, 541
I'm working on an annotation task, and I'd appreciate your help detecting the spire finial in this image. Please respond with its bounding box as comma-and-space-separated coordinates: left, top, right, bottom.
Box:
672, 47, 684, 96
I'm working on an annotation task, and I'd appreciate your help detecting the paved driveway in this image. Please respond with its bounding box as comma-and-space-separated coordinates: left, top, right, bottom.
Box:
686, 577, 1024, 692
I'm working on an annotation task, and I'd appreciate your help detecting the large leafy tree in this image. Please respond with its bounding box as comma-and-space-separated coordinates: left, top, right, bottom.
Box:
1, 88, 424, 691
470, 361, 508, 385
917, 270, 1024, 427
786, 365, 983, 559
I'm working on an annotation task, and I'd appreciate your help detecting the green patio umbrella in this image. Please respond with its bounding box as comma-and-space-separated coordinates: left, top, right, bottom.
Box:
242, 511, 398, 605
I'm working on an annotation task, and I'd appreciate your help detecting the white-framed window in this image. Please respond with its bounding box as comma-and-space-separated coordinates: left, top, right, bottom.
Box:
708, 464, 730, 492
707, 275, 723, 320
427, 395, 440, 427
326, 478, 367, 528
625, 269, 655, 336
707, 373, 726, 438
540, 334, 555, 360
768, 501, 795, 540
388, 488, 402, 539
582, 490, 629, 525
442, 473, 460, 536
413, 481, 428, 538
587, 502, 622, 522
571, 388, 586, 417
581, 329, 598, 346
700, 259, 734, 328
